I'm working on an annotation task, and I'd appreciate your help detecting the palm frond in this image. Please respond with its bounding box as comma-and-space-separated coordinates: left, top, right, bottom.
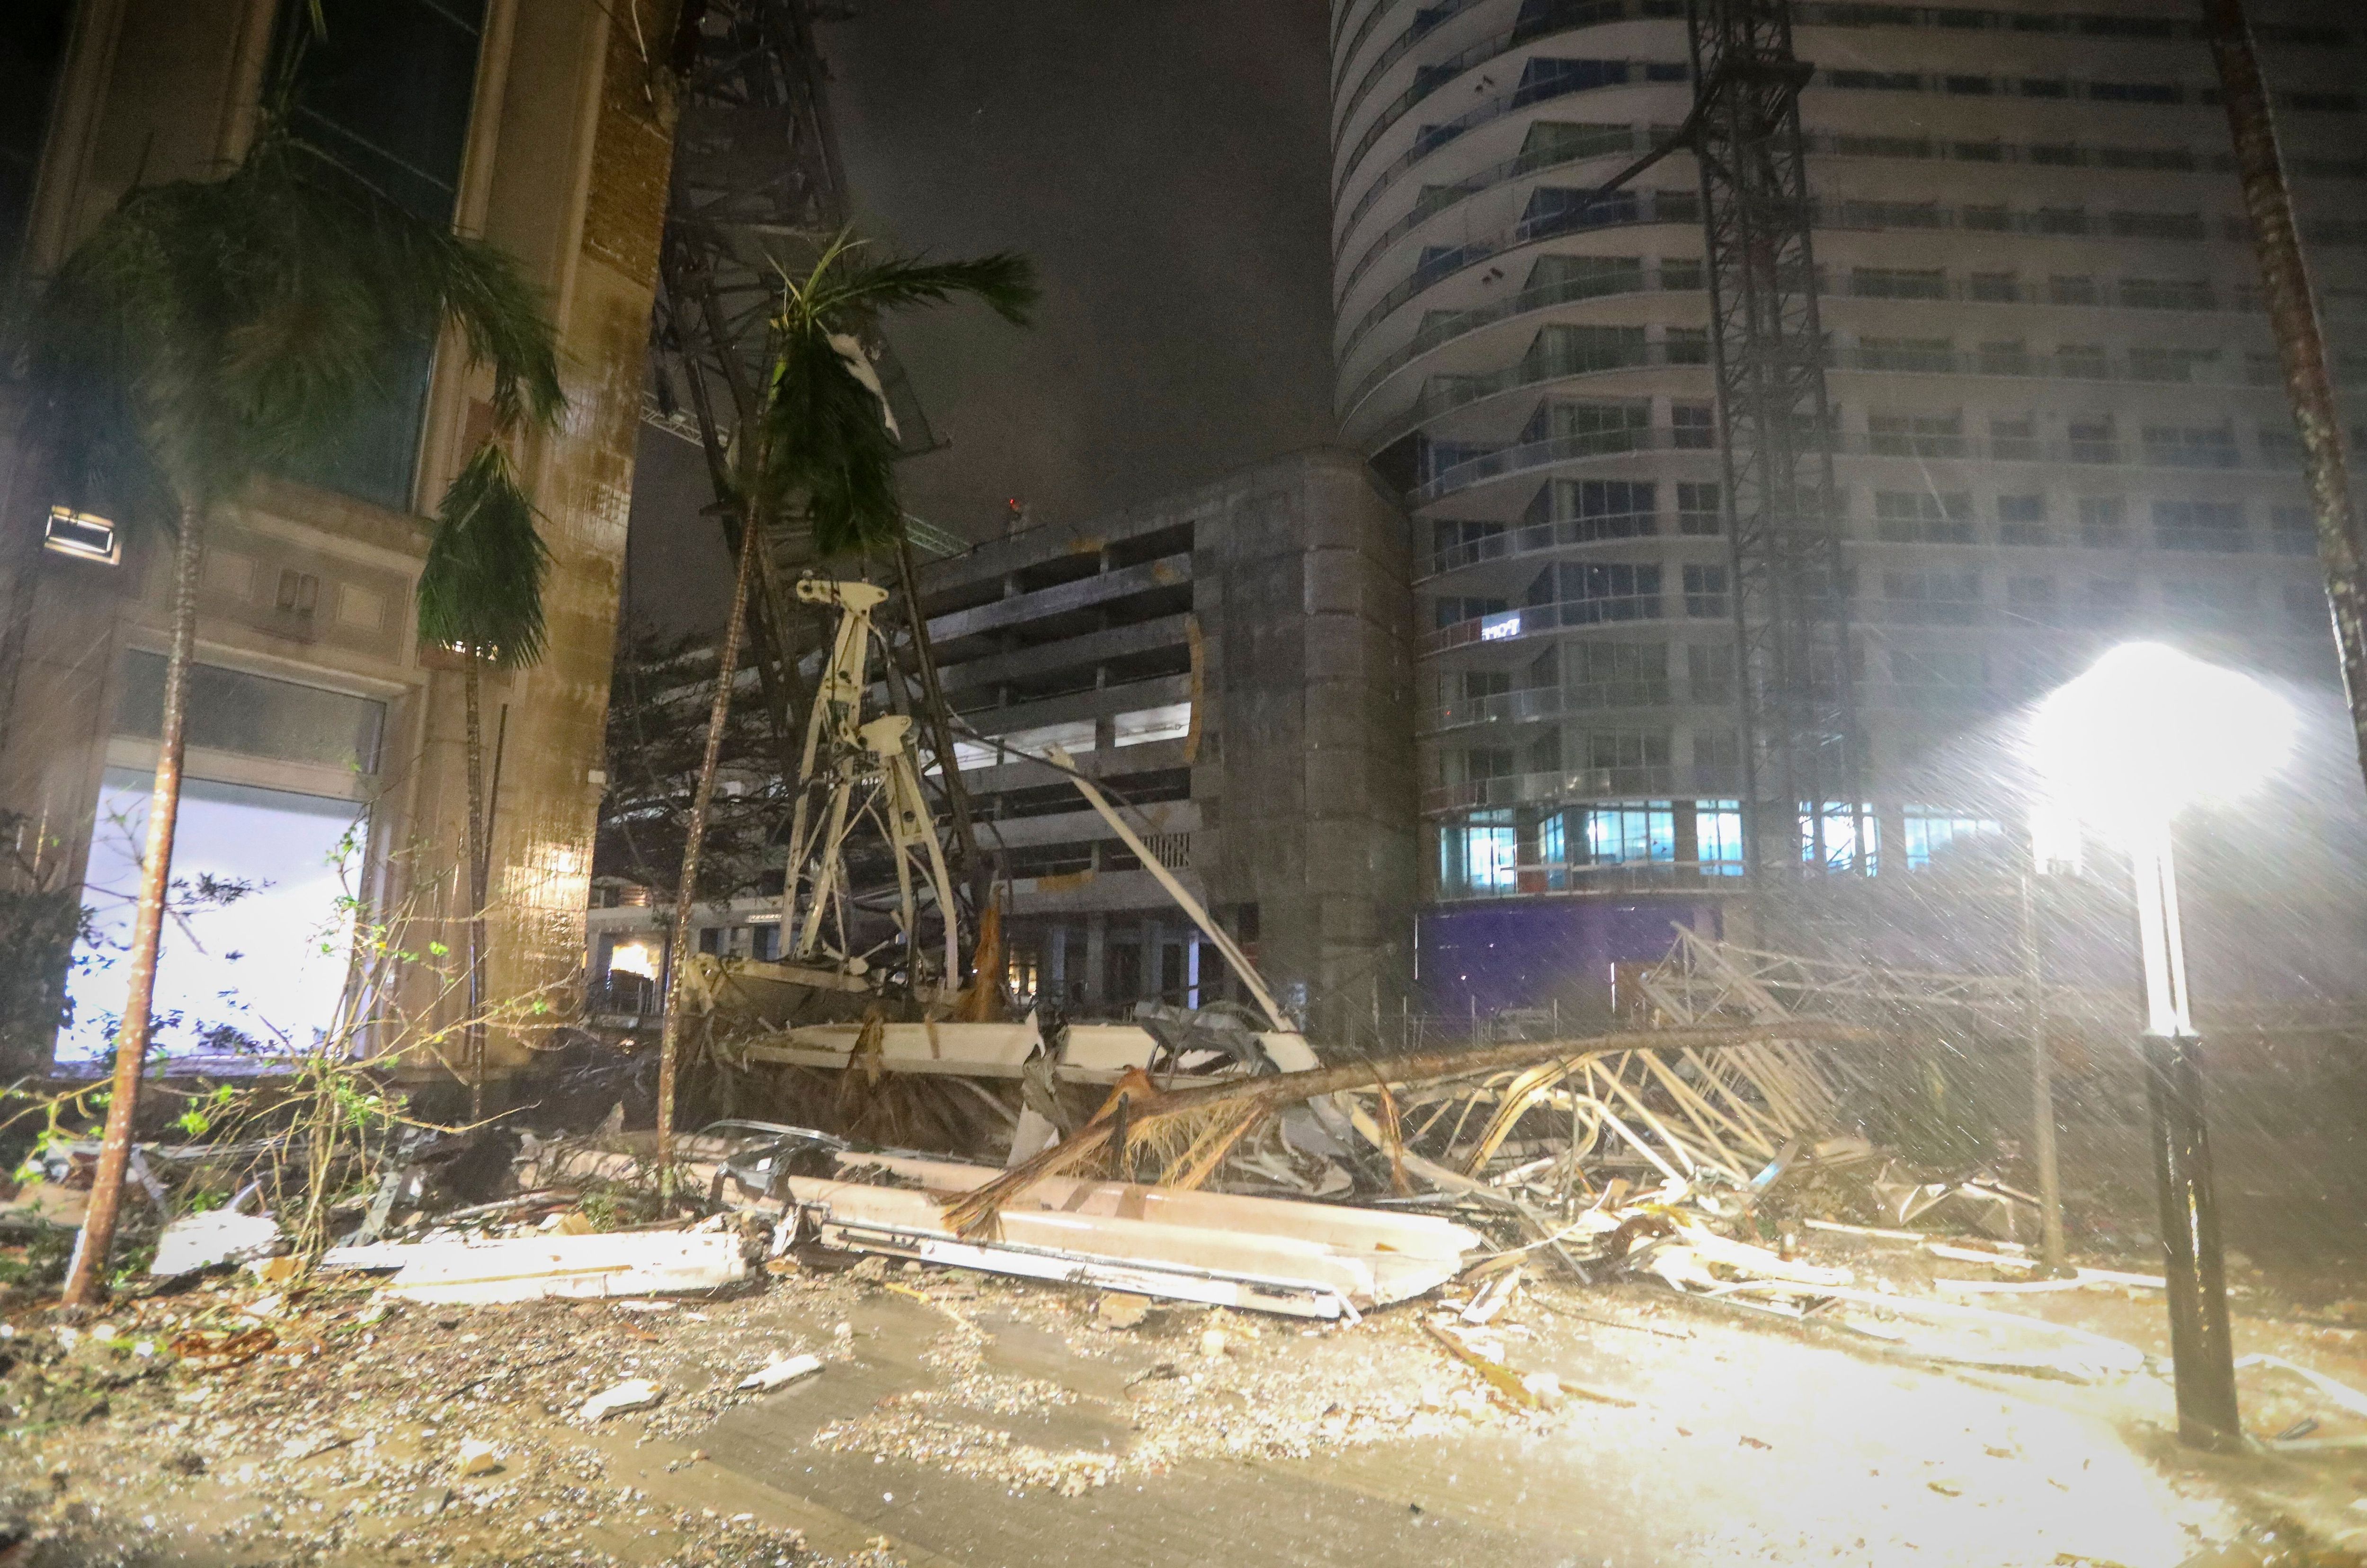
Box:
416, 444, 552, 670
752, 234, 1037, 557
1, 117, 566, 524
814, 251, 1039, 329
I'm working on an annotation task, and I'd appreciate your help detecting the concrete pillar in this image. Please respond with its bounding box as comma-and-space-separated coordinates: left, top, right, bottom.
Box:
1046, 924, 1068, 1006
1084, 911, 1108, 1009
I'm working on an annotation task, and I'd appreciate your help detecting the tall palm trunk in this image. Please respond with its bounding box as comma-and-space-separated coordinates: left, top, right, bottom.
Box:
653, 504, 759, 1189
463, 653, 489, 1120
2202, 0, 2367, 794
63, 502, 206, 1306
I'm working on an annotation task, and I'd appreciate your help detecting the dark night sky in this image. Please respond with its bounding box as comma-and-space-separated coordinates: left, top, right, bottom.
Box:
621, 0, 1340, 638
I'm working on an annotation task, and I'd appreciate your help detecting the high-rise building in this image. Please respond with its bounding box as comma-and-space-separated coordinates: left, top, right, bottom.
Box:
0, 0, 677, 1073
1333, 0, 2367, 1011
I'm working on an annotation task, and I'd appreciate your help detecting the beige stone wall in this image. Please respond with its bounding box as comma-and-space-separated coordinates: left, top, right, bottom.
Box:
0, 0, 679, 1074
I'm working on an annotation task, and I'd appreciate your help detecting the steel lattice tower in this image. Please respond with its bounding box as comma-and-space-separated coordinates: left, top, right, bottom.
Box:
1688, 0, 1865, 883
645, 0, 988, 952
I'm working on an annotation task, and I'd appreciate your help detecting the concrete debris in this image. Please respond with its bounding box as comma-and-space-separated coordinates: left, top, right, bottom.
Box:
735, 1352, 823, 1391
577, 1377, 663, 1422
320, 1229, 747, 1304
1095, 1291, 1153, 1329
149, 1194, 281, 1277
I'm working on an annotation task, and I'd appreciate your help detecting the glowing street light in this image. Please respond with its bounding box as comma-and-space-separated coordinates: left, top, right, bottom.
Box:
2029, 641, 2297, 1452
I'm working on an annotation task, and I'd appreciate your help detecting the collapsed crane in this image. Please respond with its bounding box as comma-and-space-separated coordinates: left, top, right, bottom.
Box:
646, 0, 992, 986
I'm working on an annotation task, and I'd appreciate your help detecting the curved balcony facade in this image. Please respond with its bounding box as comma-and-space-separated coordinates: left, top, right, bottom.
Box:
1333, 0, 2367, 905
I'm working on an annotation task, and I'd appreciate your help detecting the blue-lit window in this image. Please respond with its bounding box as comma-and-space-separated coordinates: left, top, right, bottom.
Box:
1444, 811, 1520, 893
1902, 806, 2003, 869
1697, 799, 1744, 874
1586, 801, 1676, 864
1800, 803, 1878, 873
1539, 811, 1567, 890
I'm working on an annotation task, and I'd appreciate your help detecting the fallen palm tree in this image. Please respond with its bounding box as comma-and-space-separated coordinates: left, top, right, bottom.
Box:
940, 1020, 1874, 1238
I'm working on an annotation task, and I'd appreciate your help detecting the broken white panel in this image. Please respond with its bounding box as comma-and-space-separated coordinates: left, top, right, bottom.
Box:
790, 1153, 1477, 1316
150, 1205, 283, 1276
342, 1231, 746, 1305
814, 1218, 1356, 1319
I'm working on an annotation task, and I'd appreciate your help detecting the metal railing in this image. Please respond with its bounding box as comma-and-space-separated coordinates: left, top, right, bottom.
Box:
1344, 188, 1699, 359
1433, 858, 1750, 899
1424, 679, 1692, 734
1336, 125, 1666, 305
1410, 415, 2310, 512
1337, 58, 1689, 245
1343, 191, 2296, 370
1336, 1, 1655, 192
1423, 590, 1676, 655
1424, 764, 1741, 813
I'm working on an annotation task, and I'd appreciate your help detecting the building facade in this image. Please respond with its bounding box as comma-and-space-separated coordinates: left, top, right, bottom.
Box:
0, 0, 676, 1072
1332, 0, 2366, 1011
927, 449, 1418, 1038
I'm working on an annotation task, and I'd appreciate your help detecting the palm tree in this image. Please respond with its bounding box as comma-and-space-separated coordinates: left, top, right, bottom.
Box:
652, 235, 1035, 1182
10, 122, 562, 1305
415, 444, 555, 1118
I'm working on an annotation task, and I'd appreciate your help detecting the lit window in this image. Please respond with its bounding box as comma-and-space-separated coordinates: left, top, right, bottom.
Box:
1450, 812, 1519, 892
42, 506, 119, 564
1584, 801, 1676, 865
1902, 807, 2003, 870
1696, 799, 1745, 875
1799, 803, 1878, 873
1113, 703, 1191, 748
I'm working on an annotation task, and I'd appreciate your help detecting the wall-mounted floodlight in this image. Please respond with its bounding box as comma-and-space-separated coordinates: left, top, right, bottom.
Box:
43, 506, 120, 565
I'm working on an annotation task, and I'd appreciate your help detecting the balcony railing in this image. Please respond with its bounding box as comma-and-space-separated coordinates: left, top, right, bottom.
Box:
1414, 421, 2298, 512
1343, 188, 2337, 371
1436, 858, 1749, 900
1336, 2, 1658, 203
1337, 56, 1691, 245
1424, 764, 1741, 814
1345, 189, 1701, 361
1424, 590, 1678, 655
1424, 679, 1683, 734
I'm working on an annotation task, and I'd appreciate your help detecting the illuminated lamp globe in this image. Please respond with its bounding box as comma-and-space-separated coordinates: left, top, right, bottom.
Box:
2027, 641, 2296, 839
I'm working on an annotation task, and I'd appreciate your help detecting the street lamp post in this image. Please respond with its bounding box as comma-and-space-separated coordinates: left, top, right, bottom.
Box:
2029, 642, 2297, 1453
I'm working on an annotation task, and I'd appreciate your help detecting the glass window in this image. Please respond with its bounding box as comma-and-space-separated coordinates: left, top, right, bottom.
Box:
1682, 564, 1728, 618
1676, 482, 1721, 535
1696, 798, 1744, 874
1873, 490, 1975, 543
2078, 495, 2128, 546
273, 0, 489, 511
1547, 478, 1656, 539
1799, 803, 1878, 873
0, 0, 74, 281
2271, 506, 2317, 556
115, 651, 385, 775
1902, 807, 2003, 870
2153, 500, 2248, 552
1445, 811, 1519, 893
62, 769, 366, 1059
1584, 801, 1676, 864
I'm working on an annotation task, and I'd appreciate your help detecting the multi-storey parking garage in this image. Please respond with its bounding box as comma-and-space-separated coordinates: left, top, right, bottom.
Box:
1332, 0, 2366, 1003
